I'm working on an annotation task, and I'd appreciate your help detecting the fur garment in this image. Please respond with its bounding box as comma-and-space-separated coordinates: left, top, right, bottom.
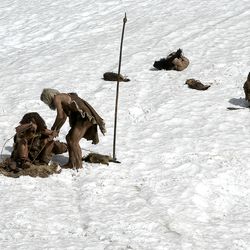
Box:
67, 93, 106, 144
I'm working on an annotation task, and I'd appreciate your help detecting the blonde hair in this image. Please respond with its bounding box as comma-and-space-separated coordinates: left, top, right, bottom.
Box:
40, 88, 60, 109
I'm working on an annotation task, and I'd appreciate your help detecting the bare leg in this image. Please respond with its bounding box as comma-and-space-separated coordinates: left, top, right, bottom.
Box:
16, 138, 29, 161
39, 140, 54, 164
37, 139, 67, 164
64, 119, 92, 169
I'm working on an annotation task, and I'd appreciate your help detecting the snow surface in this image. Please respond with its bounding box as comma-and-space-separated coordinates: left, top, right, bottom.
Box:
1, 0, 250, 249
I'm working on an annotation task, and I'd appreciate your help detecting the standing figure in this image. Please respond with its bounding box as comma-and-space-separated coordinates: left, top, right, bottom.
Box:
40, 88, 106, 169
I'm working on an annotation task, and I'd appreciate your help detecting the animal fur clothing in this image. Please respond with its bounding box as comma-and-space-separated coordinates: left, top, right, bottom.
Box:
65, 93, 106, 144
11, 112, 67, 166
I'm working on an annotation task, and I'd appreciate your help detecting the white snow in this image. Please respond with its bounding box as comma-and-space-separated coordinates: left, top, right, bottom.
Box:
1, 0, 250, 249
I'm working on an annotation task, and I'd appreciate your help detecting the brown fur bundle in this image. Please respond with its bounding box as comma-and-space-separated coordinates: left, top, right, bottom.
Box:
243, 72, 250, 102
103, 72, 130, 82
153, 49, 189, 71
82, 153, 120, 165
153, 49, 182, 70
0, 158, 61, 178
185, 79, 211, 90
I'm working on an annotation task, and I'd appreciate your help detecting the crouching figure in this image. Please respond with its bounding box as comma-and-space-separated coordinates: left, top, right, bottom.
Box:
11, 112, 67, 168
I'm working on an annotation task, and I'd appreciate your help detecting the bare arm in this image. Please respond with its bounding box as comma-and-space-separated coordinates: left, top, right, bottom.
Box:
51, 94, 70, 132
42, 128, 58, 140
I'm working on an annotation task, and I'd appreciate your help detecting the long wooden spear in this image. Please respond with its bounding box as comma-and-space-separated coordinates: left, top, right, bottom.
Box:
113, 13, 127, 161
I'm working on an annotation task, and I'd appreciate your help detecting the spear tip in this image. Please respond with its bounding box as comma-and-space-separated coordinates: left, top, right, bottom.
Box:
124, 12, 127, 23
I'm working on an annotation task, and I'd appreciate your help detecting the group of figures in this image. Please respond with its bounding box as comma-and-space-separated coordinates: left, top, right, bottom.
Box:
2, 48, 206, 174
5, 89, 106, 172
4, 48, 249, 174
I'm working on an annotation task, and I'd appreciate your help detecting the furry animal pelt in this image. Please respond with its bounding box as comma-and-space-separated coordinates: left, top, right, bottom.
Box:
0, 158, 61, 178
103, 72, 130, 82
243, 72, 250, 102
82, 153, 120, 165
153, 49, 189, 71
185, 79, 211, 90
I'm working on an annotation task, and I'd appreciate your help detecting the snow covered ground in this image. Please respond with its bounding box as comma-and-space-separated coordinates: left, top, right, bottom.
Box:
1, 0, 250, 249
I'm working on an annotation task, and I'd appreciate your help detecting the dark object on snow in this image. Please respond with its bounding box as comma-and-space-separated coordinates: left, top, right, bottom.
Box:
103, 72, 130, 82
82, 153, 121, 165
153, 49, 189, 71
185, 79, 211, 90
243, 72, 250, 102
0, 158, 61, 178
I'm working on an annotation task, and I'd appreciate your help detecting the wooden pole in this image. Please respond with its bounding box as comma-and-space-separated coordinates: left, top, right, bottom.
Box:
113, 13, 127, 161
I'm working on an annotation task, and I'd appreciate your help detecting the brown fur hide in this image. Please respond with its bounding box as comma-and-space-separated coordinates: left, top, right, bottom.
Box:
172, 56, 189, 71
68, 93, 106, 144
153, 49, 189, 71
103, 72, 130, 82
0, 158, 61, 178
185, 79, 211, 90
82, 153, 120, 165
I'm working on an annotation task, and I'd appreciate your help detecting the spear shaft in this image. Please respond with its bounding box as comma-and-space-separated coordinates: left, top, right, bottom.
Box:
113, 13, 127, 161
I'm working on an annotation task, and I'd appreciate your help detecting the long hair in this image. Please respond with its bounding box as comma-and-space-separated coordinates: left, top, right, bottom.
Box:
40, 88, 60, 110
19, 112, 47, 131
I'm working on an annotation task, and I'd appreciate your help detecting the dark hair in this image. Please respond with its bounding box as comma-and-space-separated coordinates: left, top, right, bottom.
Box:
19, 112, 47, 131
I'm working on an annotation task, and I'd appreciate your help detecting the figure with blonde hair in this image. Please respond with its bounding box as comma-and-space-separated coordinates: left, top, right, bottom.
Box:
40, 88, 106, 169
